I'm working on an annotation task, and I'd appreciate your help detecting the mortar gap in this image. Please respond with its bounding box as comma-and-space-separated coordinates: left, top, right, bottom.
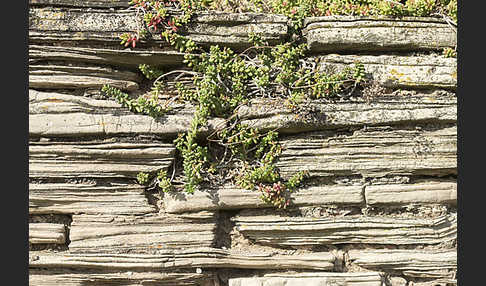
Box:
213, 210, 239, 250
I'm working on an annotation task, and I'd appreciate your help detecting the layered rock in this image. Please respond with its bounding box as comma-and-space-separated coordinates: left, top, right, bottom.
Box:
28, 2, 457, 285
29, 89, 224, 138
29, 140, 175, 179
238, 95, 456, 134
304, 16, 456, 52
233, 212, 457, 246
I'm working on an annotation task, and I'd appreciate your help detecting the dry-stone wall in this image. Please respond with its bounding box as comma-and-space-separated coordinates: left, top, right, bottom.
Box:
28, 1, 457, 285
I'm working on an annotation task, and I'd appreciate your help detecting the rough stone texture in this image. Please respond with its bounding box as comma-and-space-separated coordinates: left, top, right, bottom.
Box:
389, 277, 408, 286
318, 54, 457, 90
233, 212, 457, 246
29, 269, 213, 286
29, 223, 66, 244
29, 64, 141, 91
29, 182, 156, 215
408, 280, 456, 286
29, 141, 175, 179
68, 212, 217, 253
29, 7, 138, 44
29, 45, 185, 69
229, 272, 383, 286
29, 0, 131, 8
238, 95, 456, 134
304, 16, 456, 53
348, 249, 456, 280
29, 89, 225, 138
186, 12, 288, 49
163, 184, 364, 213
29, 7, 287, 48
29, 248, 335, 270
365, 181, 457, 206
163, 180, 456, 213
276, 126, 456, 180
28, 5, 457, 286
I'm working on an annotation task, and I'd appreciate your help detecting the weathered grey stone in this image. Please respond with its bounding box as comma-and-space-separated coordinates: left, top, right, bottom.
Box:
276, 126, 457, 180
186, 11, 288, 48
365, 181, 457, 206
29, 269, 212, 286
29, 112, 219, 138
69, 212, 217, 253
229, 272, 382, 286
304, 16, 456, 52
29, 90, 127, 114
348, 249, 456, 280
29, 223, 66, 244
29, 182, 156, 215
233, 212, 456, 246
29, 64, 141, 91
238, 95, 456, 134
29, 90, 225, 138
318, 54, 457, 90
29, 0, 130, 8
28, 2, 458, 284
29, 45, 185, 69
408, 279, 456, 286
29, 7, 288, 48
29, 248, 335, 270
29, 141, 175, 179
163, 184, 364, 213
389, 277, 407, 286
29, 7, 137, 44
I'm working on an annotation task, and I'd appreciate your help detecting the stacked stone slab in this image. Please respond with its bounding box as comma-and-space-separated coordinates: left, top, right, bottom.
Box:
28, 1, 457, 285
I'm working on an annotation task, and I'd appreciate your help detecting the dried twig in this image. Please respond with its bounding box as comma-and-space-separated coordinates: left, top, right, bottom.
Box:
153, 70, 200, 85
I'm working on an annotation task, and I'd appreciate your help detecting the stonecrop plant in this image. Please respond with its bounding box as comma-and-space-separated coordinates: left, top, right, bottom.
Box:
102, 0, 454, 208
264, 0, 457, 31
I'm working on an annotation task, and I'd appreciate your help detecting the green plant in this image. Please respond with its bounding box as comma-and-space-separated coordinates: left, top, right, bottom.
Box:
174, 116, 209, 194
285, 170, 309, 191
307, 62, 366, 98
139, 64, 165, 80
120, 33, 141, 48
405, 0, 436, 16
101, 85, 170, 118
112, 0, 374, 208
270, 0, 317, 31
238, 160, 281, 190
257, 170, 308, 209
136, 169, 174, 192
317, 0, 374, 16
258, 182, 290, 208
267, 0, 456, 19
156, 170, 174, 192
446, 0, 456, 21
442, 47, 456, 58
372, 0, 405, 16
137, 171, 151, 185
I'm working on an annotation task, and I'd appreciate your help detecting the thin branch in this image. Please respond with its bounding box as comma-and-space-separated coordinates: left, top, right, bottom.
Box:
291, 78, 356, 90
431, 12, 457, 33
170, 160, 176, 182
383, 0, 405, 6
238, 45, 273, 57
153, 70, 200, 84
